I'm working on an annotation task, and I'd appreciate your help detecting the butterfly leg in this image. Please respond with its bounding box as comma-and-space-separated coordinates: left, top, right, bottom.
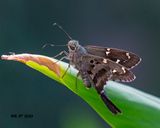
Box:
51, 50, 70, 78
53, 50, 68, 59
53, 56, 68, 65
61, 62, 70, 78
100, 90, 121, 114
74, 71, 81, 92
52, 50, 69, 65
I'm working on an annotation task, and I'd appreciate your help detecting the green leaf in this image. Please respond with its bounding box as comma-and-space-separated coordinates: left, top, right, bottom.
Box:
1, 54, 160, 128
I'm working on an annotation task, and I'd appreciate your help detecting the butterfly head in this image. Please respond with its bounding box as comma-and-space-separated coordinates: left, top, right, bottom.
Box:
67, 40, 80, 51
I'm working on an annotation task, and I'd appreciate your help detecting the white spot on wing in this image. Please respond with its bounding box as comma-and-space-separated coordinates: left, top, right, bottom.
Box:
112, 69, 117, 73
106, 48, 111, 55
116, 59, 120, 63
103, 59, 108, 63
106, 51, 110, 55
122, 67, 126, 73
126, 52, 131, 59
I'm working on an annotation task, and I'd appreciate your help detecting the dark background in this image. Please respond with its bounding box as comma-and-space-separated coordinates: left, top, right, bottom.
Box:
0, 0, 160, 128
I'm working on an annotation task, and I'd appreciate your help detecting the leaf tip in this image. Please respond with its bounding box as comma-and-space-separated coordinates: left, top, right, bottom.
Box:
1, 54, 27, 63
1, 53, 61, 77
1, 55, 8, 60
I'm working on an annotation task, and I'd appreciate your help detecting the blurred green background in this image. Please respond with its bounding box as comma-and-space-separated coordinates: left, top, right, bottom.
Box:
0, 0, 160, 128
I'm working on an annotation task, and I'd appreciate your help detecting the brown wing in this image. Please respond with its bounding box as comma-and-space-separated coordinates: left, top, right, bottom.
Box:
81, 54, 135, 93
85, 45, 141, 69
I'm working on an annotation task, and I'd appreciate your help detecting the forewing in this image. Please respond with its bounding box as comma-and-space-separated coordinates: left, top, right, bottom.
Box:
85, 45, 141, 69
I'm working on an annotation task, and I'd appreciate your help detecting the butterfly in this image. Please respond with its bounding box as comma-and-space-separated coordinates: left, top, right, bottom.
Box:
52, 23, 141, 114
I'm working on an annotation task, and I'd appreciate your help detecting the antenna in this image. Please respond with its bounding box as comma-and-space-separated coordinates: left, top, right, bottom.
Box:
42, 43, 66, 49
53, 23, 72, 40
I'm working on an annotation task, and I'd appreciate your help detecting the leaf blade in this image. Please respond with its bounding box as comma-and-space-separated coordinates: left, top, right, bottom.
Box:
1, 53, 160, 128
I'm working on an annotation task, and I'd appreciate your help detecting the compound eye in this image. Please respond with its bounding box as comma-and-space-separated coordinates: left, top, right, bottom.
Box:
70, 45, 75, 50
